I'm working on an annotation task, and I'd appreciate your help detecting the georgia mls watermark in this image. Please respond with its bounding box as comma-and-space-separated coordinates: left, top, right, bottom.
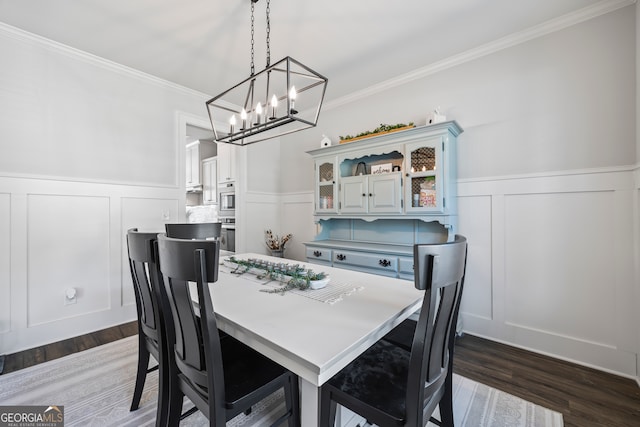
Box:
0, 406, 64, 427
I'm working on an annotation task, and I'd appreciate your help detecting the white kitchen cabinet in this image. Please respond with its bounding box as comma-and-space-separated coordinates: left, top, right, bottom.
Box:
216, 142, 237, 183
186, 140, 216, 191
202, 157, 217, 204
186, 143, 200, 188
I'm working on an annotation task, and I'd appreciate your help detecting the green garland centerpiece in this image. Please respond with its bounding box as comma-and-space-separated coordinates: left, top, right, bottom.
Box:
225, 257, 328, 295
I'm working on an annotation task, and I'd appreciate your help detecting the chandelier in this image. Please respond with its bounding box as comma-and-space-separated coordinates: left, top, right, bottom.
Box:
206, 0, 328, 146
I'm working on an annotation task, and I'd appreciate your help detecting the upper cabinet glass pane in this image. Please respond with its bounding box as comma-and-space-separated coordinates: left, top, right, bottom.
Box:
318, 162, 334, 183
410, 146, 436, 173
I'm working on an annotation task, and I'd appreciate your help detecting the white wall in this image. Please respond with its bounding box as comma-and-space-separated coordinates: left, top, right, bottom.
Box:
0, 23, 209, 353
277, 6, 639, 377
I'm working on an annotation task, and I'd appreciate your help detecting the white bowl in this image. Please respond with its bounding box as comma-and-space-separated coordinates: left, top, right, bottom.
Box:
309, 277, 330, 290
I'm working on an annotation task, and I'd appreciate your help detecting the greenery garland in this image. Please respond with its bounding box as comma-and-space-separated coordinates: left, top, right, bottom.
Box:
339, 122, 414, 141
225, 257, 327, 295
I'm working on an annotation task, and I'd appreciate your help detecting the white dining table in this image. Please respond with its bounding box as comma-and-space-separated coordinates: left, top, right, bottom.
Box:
207, 253, 424, 427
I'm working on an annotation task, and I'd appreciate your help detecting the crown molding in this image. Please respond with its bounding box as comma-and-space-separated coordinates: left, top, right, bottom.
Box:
325, 0, 636, 111
0, 0, 635, 110
0, 21, 210, 101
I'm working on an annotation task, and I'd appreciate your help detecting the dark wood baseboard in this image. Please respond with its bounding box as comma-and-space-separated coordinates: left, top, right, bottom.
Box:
0, 321, 137, 375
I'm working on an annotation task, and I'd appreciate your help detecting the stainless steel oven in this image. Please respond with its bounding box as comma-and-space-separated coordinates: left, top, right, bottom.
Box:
219, 182, 235, 217
220, 218, 235, 253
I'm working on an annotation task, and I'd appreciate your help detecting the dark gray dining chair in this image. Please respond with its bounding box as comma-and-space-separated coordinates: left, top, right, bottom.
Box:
319, 235, 467, 427
157, 233, 300, 426
165, 222, 221, 240
126, 228, 170, 426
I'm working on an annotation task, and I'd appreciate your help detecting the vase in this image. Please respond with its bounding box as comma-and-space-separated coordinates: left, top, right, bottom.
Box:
270, 249, 284, 258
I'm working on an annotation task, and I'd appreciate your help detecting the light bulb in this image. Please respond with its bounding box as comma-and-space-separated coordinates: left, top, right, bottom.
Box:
289, 86, 298, 114
240, 108, 247, 129
269, 95, 278, 120
255, 102, 263, 124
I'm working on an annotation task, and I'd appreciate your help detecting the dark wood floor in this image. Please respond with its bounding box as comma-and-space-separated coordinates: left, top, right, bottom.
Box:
453, 334, 640, 427
2, 323, 639, 426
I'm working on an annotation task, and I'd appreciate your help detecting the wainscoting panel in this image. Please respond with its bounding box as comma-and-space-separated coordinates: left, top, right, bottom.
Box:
457, 195, 493, 321
0, 193, 10, 334
458, 168, 638, 377
242, 192, 280, 255
281, 193, 315, 262
26, 194, 111, 327
503, 191, 615, 344
120, 197, 180, 307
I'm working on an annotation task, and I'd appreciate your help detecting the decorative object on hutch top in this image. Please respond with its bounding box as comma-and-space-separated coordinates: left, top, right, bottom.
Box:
206, 0, 328, 146
339, 122, 415, 144
304, 121, 463, 279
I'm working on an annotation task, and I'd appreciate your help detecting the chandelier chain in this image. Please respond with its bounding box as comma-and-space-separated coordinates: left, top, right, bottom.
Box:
250, 0, 255, 75
266, 0, 271, 67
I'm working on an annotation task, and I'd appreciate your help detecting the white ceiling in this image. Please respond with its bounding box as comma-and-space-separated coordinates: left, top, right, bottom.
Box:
0, 0, 614, 103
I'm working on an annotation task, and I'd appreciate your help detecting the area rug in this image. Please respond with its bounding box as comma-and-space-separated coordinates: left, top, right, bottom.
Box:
0, 336, 563, 426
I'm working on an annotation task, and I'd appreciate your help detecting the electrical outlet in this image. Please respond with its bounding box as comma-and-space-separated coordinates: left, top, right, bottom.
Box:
64, 288, 77, 305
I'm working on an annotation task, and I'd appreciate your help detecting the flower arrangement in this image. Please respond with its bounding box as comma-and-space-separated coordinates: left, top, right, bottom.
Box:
265, 229, 292, 251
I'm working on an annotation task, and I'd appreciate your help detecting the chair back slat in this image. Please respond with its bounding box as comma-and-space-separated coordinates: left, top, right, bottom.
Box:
127, 229, 162, 337
406, 235, 467, 425
165, 222, 222, 240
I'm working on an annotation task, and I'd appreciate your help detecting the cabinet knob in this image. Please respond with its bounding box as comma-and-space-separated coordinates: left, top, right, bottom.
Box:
362, 193, 366, 197
313, 250, 322, 257
379, 259, 391, 267
336, 254, 346, 261
369, 193, 373, 197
